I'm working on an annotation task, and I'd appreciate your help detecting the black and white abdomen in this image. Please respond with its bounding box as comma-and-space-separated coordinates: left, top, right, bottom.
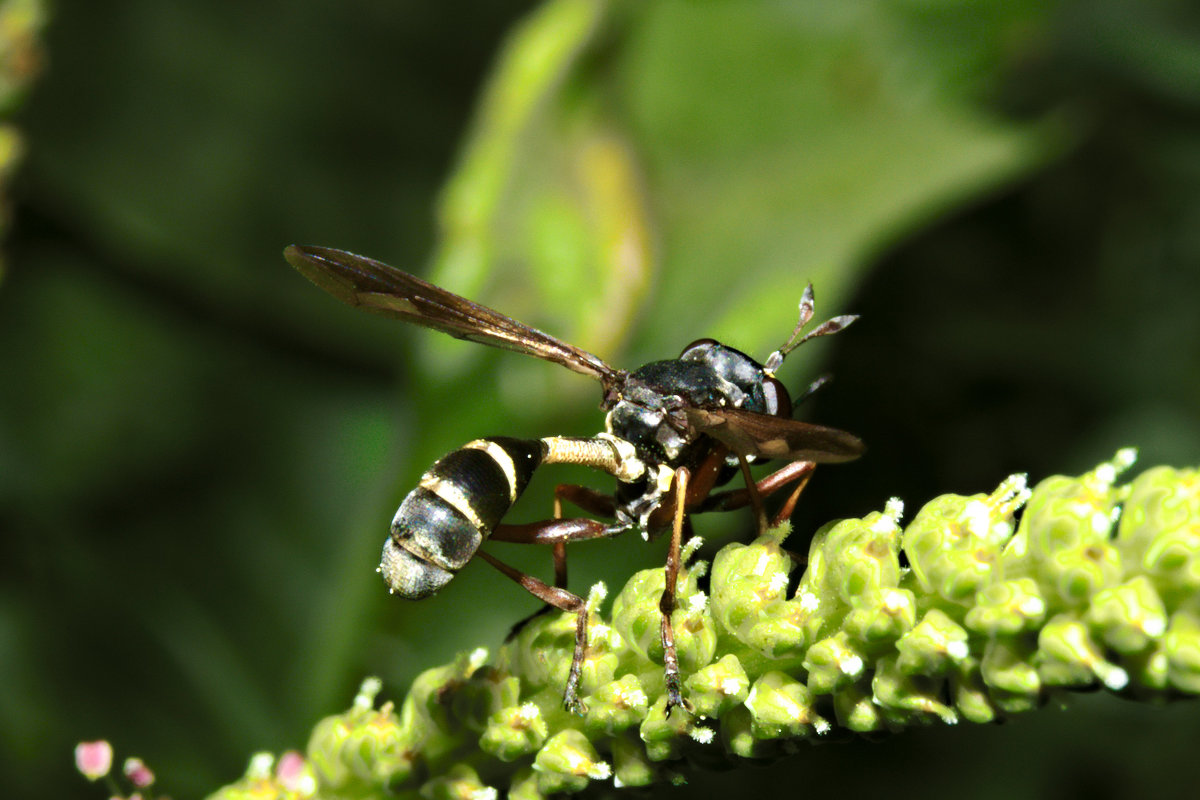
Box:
380, 437, 544, 600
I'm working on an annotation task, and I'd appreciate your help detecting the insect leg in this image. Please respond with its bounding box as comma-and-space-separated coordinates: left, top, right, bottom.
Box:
490, 517, 615, 545
736, 454, 769, 533
550, 485, 613, 587
644, 444, 728, 531
698, 459, 817, 515
489, 515, 634, 711
769, 467, 814, 527
477, 550, 592, 714
501, 484, 618, 638
545, 485, 617, 593
659, 466, 693, 715
554, 483, 617, 519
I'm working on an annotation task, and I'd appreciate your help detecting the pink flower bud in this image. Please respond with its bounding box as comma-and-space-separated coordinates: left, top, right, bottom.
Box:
75, 740, 113, 781
275, 751, 307, 791
123, 757, 155, 788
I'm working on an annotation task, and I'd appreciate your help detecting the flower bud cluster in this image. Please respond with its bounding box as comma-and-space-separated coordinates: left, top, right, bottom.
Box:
204, 451, 1199, 798
74, 740, 171, 800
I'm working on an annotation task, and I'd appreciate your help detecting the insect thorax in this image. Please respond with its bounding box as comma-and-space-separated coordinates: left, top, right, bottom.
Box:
604, 341, 784, 529
606, 342, 777, 462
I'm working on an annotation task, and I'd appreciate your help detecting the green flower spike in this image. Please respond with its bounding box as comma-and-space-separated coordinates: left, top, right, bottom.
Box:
206, 451, 1200, 799
307, 676, 415, 796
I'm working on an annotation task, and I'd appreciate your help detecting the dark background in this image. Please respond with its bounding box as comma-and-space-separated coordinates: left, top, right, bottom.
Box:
1, 2, 1198, 798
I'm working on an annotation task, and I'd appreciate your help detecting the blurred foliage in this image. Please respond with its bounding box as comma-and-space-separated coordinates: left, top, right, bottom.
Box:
1, 1, 1198, 799
0, 0, 46, 278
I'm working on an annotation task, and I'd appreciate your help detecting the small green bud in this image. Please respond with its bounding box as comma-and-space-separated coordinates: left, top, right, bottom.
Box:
823, 501, 905, 604
1036, 613, 1128, 690
452, 666, 521, 732
577, 610, 623, 697
1164, 608, 1200, 693
902, 475, 1029, 605
684, 653, 750, 718
1003, 450, 1133, 609
1126, 642, 1171, 693
610, 732, 657, 788
583, 673, 649, 736
611, 567, 663, 661
306, 716, 352, 791
638, 696, 691, 762
844, 587, 917, 652
501, 611, 578, 697
611, 564, 716, 673
895, 609, 971, 676
672, 573, 719, 675
832, 683, 885, 733
872, 655, 958, 726
980, 637, 1041, 712
1117, 466, 1200, 605
804, 632, 866, 694
1141, 526, 1200, 607
508, 767, 546, 800
420, 764, 496, 800
1085, 576, 1168, 654
739, 599, 815, 659
307, 678, 415, 794
720, 705, 780, 760
532, 729, 611, 795
948, 658, 998, 724
480, 703, 548, 762
965, 577, 1046, 636
710, 526, 809, 658
709, 526, 793, 611
744, 671, 830, 739
405, 648, 491, 738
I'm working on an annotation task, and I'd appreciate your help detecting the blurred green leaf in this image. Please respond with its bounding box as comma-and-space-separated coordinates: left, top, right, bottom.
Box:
426, 0, 1061, 385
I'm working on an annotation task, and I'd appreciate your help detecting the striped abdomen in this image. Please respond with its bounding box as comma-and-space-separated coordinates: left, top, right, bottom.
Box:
379, 437, 544, 600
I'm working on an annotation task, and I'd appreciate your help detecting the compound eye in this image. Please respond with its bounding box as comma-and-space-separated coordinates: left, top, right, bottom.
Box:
762, 376, 792, 417
679, 338, 719, 361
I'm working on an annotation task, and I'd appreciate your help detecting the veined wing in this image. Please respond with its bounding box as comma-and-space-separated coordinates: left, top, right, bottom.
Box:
684, 406, 864, 463
285, 245, 620, 385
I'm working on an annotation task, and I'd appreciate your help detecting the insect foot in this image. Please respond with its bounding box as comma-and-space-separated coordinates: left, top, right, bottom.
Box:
611, 547, 715, 717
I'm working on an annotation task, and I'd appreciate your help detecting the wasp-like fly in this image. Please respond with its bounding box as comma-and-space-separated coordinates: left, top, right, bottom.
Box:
285, 245, 864, 713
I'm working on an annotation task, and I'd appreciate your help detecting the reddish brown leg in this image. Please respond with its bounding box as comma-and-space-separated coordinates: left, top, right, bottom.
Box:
645, 444, 729, 530
703, 461, 818, 564
553, 483, 617, 519
737, 454, 768, 533
496, 485, 618, 639
477, 550, 592, 714
771, 468, 813, 527
548, 483, 617, 585
700, 459, 817, 516
490, 517, 615, 545
487, 492, 635, 714
551, 541, 568, 587
659, 466, 693, 714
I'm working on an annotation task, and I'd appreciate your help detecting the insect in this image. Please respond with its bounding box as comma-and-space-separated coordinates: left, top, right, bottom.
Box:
284, 244, 864, 713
